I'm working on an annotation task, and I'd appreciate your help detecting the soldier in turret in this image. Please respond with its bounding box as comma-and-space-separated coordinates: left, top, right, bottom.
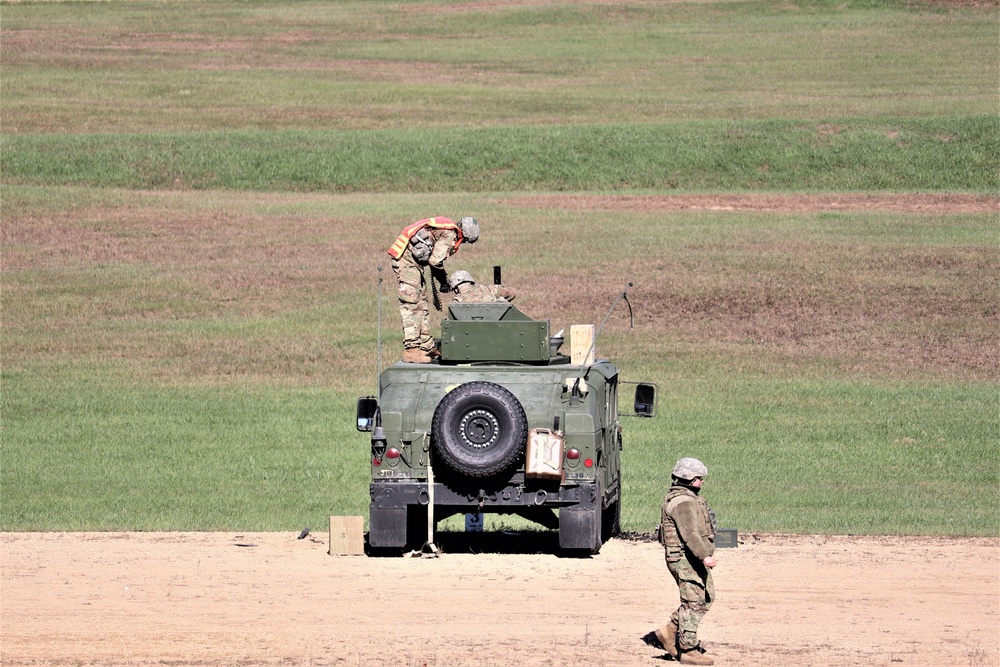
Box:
643, 457, 718, 665
387, 216, 480, 363
448, 270, 516, 304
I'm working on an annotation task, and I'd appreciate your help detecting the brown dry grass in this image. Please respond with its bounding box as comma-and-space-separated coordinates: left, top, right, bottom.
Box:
4, 191, 997, 385
505, 193, 999, 380
508, 192, 999, 215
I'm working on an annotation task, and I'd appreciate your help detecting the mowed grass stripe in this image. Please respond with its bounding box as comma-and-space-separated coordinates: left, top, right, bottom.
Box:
3, 367, 995, 535
2, 117, 997, 192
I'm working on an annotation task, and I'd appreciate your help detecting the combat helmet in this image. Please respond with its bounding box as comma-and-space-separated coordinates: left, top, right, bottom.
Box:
459, 216, 480, 243
672, 457, 708, 481
449, 270, 475, 291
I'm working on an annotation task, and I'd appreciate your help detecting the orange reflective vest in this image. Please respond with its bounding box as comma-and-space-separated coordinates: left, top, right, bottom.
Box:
387, 217, 463, 260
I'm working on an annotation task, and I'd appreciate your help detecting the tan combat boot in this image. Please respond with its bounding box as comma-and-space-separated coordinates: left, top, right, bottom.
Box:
678, 646, 714, 665
654, 620, 679, 659
641, 620, 678, 658
401, 348, 433, 364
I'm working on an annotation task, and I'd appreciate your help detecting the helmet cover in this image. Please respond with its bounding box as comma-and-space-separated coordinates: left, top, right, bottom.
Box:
672, 457, 708, 480
449, 270, 475, 291
459, 216, 480, 243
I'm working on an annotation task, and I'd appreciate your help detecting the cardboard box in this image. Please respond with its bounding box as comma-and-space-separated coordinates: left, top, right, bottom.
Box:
329, 516, 365, 556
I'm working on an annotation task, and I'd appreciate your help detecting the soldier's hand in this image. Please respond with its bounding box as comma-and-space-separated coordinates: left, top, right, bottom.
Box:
703, 556, 717, 569
430, 267, 449, 292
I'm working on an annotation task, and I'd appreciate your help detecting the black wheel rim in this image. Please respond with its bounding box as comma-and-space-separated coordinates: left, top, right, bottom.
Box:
458, 408, 500, 450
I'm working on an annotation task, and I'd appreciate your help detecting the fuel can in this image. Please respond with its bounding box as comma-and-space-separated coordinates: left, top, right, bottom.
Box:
526, 428, 564, 480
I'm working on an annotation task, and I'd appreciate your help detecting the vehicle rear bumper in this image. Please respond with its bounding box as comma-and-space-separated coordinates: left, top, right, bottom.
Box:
368, 479, 604, 550
370, 479, 596, 511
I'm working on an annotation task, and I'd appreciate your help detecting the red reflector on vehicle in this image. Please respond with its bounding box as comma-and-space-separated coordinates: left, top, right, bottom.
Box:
372, 458, 381, 466
584, 458, 594, 468
386, 448, 401, 459
566, 449, 581, 460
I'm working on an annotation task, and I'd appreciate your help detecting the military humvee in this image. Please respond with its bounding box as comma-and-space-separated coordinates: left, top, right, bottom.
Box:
356, 299, 656, 555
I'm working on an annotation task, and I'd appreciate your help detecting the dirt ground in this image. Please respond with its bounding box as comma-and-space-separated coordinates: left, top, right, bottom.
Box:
2, 531, 997, 667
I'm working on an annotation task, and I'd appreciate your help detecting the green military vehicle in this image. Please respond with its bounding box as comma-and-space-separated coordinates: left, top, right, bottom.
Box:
356, 298, 656, 555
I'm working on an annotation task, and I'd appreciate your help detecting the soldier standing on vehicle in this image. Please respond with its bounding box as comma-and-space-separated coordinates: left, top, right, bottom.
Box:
448, 270, 516, 304
387, 216, 480, 363
643, 457, 717, 665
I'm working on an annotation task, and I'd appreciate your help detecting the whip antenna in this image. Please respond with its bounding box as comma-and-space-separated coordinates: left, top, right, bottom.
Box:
571, 282, 634, 404
375, 266, 383, 397
369, 265, 386, 447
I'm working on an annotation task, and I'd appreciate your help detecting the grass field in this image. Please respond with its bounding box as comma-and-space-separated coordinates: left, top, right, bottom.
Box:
4, 117, 996, 191
2, 0, 997, 537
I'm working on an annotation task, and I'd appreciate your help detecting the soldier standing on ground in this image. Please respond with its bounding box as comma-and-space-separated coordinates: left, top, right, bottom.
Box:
387, 216, 479, 363
448, 270, 516, 304
643, 457, 718, 665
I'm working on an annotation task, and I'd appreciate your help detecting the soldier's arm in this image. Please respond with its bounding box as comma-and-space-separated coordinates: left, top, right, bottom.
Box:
673, 500, 715, 561
496, 286, 516, 302
428, 230, 458, 269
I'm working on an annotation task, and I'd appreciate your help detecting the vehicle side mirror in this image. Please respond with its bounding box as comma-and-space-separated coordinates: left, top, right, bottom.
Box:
356, 396, 378, 432
632, 383, 656, 417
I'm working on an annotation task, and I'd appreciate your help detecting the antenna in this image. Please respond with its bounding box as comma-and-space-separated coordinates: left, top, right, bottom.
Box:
372, 266, 385, 445
570, 282, 634, 404
376, 265, 383, 397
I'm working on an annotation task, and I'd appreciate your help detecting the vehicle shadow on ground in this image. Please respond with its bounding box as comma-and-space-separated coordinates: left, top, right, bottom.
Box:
431, 529, 561, 555
366, 529, 659, 557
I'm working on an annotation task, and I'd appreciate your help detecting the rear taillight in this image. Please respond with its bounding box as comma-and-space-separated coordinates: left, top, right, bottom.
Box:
386, 448, 401, 459
566, 448, 581, 460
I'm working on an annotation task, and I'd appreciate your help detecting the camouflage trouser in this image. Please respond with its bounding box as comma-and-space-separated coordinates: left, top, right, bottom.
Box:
391, 255, 433, 351
666, 553, 715, 651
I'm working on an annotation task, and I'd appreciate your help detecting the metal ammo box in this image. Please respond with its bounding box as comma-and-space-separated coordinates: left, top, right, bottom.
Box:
440, 303, 549, 363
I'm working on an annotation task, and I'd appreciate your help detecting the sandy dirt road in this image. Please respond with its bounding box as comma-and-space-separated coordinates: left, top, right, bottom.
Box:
1, 531, 997, 667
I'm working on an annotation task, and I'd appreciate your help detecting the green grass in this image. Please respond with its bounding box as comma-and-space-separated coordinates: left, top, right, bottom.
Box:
2, 0, 998, 537
2, 0, 995, 133
3, 364, 995, 536
3, 117, 997, 192
623, 378, 998, 536
2, 371, 364, 531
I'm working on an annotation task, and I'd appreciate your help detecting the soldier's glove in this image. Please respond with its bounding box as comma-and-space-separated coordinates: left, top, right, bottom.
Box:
431, 267, 450, 293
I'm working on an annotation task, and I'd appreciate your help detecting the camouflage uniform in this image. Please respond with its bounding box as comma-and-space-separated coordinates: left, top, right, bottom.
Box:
452, 283, 516, 304
660, 484, 716, 652
388, 221, 462, 352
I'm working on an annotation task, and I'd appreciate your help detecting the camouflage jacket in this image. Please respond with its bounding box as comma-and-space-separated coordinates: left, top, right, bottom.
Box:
388, 217, 462, 267
452, 283, 516, 303
660, 485, 716, 562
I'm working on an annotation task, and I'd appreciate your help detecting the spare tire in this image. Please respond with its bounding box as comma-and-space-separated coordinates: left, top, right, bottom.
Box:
431, 381, 528, 477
